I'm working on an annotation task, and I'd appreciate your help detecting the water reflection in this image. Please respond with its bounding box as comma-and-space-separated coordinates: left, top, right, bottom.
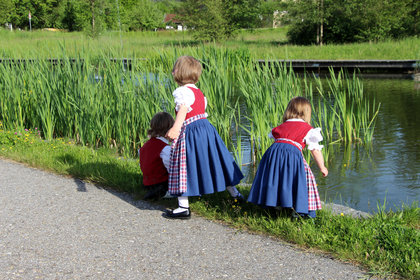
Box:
235, 78, 419, 213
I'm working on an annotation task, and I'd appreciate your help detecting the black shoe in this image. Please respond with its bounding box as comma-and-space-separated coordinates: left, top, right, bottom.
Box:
164, 207, 191, 220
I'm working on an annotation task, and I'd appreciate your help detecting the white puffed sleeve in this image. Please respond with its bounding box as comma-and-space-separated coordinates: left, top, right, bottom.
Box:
173, 86, 195, 112
268, 131, 275, 140
304, 128, 324, 150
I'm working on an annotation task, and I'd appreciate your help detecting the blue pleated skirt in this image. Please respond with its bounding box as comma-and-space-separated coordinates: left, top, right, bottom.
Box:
247, 143, 312, 216
181, 119, 244, 196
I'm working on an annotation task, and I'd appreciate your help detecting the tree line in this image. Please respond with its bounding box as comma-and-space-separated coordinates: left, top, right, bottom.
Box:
0, 0, 418, 44
0, 0, 179, 34
286, 0, 419, 44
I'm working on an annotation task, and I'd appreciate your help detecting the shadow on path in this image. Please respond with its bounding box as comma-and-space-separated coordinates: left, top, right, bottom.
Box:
56, 153, 173, 212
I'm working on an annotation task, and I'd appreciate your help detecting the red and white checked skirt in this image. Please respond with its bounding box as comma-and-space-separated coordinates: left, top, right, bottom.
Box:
303, 158, 322, 210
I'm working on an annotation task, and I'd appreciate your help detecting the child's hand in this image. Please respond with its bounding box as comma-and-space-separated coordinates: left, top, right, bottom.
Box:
166, 127, 180, 141
310, 149, 328, 177
166, 105, 188, 141
320, 166, 328, 177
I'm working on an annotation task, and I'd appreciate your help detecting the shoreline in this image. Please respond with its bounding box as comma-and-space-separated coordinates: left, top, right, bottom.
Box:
240, 183, 370, 218
322, 202, 370, 218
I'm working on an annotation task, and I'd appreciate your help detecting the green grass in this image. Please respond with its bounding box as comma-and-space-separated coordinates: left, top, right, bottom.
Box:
0, 28, 419, 59
0, 125, 140, 194
0, 124, 419, 279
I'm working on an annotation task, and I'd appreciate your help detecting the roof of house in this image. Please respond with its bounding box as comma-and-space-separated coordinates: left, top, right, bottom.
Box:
164, 14, 182, 24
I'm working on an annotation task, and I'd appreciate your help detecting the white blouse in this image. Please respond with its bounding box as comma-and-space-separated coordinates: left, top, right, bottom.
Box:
304, 128, 324, 150
156, 136, 171, 171
268, 119, 324, 151
172, 84, 207, 112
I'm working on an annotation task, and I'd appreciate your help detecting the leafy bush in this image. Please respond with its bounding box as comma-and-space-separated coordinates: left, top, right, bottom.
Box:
286, 0, 419, 45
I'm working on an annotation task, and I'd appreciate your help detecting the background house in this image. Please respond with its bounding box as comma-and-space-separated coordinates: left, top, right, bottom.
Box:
163, 14, 184, 31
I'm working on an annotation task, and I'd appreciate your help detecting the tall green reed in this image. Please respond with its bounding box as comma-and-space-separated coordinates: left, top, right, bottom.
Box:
237, 60, 306, 162
0, 46, 380, 166
312, 69, 380, 144
0, 51, 172, 157
198, 47, 244, 145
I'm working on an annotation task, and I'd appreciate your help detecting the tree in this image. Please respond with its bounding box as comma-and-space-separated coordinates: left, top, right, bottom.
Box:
126, 0, 163, 31
62, 0, 77, 31
67, 0, 118, 36
286, 0, 318, 45
155, 0, 182, 15
10, 0, 55, 29
178, 0, 261, 41
286, 0, 419, 45
0, 0, 14, 25
225, 0, 261, 29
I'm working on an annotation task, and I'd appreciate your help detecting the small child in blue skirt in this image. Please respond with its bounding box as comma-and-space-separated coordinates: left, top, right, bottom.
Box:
139, 112, 174, 200
164, 56, 244, 219
247, 97, 328, 218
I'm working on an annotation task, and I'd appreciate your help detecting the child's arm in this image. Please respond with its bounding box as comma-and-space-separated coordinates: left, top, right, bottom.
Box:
166, 105, 188, 141
310, 149, 328, 177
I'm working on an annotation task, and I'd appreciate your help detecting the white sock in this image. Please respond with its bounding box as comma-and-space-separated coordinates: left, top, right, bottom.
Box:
226, 186, 239, 197
173, 196, 189, 214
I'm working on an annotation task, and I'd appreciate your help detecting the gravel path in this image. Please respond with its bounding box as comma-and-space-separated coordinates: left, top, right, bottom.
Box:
0, 159, 368, 279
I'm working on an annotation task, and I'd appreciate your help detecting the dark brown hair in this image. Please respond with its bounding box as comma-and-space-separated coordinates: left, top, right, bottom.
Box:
172, 56, 202, 85
148, 112, 175, 138
282, 96, 312, 124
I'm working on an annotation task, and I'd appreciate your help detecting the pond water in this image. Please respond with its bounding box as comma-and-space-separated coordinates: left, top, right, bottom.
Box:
238, 78, 419, 213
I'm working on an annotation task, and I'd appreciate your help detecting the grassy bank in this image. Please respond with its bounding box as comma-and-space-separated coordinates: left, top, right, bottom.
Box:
0, 125, 418, 279
0, 28, 419, 59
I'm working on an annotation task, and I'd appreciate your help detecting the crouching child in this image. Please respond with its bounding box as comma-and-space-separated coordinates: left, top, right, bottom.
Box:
139, 112, 175, 200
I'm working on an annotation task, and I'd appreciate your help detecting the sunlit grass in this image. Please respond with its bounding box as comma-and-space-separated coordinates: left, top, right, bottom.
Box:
0, 29, 418, 60
0, 126, 141, 193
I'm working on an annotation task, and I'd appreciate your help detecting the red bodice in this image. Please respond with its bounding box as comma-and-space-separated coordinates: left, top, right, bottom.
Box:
271, 121, 313, 150
175, 86, 206, 120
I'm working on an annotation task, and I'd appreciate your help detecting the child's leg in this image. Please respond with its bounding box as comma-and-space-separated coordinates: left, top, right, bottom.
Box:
172, 196, 189, 213
164, 196, 191, 219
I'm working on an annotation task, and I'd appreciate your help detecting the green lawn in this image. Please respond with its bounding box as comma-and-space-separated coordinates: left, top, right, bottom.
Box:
0, 28, 419, 60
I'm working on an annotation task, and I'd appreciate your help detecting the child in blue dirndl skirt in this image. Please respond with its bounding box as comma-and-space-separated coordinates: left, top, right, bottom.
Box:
248, 97, 328, 218
164, 56, 244, 219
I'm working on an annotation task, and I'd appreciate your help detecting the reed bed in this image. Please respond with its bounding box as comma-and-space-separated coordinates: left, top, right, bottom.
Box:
0, 54, 173, 156
0, 47, 380, 164
236, 60, 300, 161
